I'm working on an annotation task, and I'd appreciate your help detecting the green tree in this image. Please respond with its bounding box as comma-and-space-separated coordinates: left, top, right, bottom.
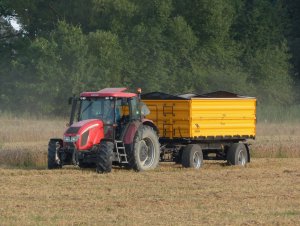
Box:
286, 0, 300, 101
231, 0, 293, 103
0, 0, 297, 115
9, 21, 125, 114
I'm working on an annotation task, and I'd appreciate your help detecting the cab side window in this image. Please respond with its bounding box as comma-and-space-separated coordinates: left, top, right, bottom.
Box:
130, 97, 140, 120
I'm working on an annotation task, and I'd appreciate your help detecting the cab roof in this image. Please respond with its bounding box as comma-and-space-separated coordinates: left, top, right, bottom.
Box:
80, 88, 137, 98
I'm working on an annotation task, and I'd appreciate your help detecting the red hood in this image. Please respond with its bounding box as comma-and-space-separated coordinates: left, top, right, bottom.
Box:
64, 119, 104, 150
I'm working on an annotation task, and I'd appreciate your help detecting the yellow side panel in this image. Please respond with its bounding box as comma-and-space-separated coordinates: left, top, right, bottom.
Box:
190, 98, 256, 137
143, 98, 256, 139
142, 100, 190, 138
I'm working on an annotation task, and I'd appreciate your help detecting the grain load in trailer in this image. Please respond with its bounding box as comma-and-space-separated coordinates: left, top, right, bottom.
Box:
142, 91, 256, 168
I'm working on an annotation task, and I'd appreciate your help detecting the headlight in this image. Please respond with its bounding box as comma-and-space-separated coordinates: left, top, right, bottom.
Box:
64, 135, 79, 142
63, 136, 70, 142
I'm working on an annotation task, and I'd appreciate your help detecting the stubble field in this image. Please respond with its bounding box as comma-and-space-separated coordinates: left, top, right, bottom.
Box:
0, 115, 299, 225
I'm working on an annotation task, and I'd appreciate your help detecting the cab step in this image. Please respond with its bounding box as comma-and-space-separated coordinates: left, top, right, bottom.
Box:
115, 140, 128, 164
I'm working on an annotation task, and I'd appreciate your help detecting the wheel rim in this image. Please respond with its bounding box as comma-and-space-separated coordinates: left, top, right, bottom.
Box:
138, 137, 155, 168
237, 149, 246, 166
55, 142, 61, 165
193, 151, 201, 169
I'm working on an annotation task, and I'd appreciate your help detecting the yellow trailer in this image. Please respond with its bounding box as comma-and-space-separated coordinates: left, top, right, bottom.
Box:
141, 91, 256, 168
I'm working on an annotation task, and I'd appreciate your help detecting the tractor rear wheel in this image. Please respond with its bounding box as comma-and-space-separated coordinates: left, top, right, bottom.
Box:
128, 125, 160, 171
227, 143, 248, 166
96, 141, 113, 173
181, 144, 203, 169
48, 139, 62, 169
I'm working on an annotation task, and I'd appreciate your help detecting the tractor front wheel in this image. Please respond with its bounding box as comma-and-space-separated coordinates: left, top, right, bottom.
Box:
96, 141, 113, 173
48, 139, 62, 169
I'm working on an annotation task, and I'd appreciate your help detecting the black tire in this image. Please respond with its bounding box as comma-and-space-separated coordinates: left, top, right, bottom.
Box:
78, 161, 95, 168
96, 141, 113, 173
174, 147, 183, 164
127, 125, 160, 171
227, 143, 248, 166
181, 144, 203, 169
48, 139, 62, 169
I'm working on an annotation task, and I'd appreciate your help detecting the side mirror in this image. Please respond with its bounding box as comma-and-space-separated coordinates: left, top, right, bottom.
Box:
140, 102, 150, 116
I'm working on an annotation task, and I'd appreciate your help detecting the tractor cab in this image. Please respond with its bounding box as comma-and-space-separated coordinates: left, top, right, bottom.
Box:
71, 88, 142, 140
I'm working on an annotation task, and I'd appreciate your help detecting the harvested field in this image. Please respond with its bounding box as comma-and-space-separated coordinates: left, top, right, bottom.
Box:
0, 116, 300, 224
0, 159, 299, 225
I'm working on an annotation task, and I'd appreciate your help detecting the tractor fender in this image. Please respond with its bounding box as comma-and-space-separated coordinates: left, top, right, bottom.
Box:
142, 119, 159, 136
123, 119, 158, 145
123, 121, 142, 145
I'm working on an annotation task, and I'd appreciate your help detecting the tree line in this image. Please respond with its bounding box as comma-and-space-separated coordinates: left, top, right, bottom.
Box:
0, 0, 299, 115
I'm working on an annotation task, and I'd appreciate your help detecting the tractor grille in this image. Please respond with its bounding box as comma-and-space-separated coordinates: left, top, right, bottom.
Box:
65, 127, 80, 134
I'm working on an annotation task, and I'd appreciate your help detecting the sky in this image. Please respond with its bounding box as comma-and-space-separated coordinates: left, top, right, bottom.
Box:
10, 19, 21, 31
4, 16, 21, 31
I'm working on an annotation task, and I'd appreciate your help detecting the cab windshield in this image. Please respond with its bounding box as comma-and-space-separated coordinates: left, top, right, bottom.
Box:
77, 96, 141, 125
79, 97, 115, 124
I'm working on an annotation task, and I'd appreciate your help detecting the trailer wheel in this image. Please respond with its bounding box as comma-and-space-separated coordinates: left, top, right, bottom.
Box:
174, 147, 183, 164
182, 144, 203, 169
48, 139, 62, 169
128, 125, 160, 171
227, 143, 248, 166
96, 141, 113, 173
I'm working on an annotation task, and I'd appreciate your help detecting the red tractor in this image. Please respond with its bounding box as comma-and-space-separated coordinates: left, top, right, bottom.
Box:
48, 88, 160, 173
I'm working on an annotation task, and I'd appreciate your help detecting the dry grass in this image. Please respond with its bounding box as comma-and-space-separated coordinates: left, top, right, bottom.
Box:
0, 117, 300, 168
0, 115, 65, 167
1, 115, 300, 167
0, 115, 65, 143
251, 122, 300, 158
0, 159, 299, 225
